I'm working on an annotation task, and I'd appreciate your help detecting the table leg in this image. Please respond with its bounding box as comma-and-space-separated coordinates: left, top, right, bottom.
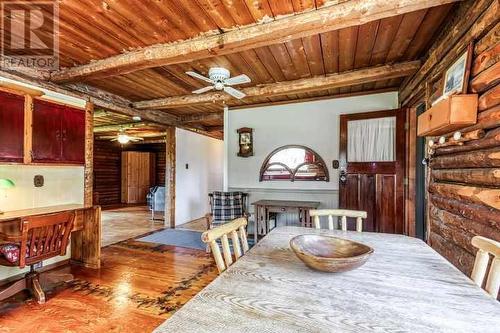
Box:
266, 208, 270, 235
254, 205, 259, 244
305, 208, 311, 228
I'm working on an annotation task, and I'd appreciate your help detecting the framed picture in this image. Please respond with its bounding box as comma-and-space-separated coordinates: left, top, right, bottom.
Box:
442, 42, 473, 98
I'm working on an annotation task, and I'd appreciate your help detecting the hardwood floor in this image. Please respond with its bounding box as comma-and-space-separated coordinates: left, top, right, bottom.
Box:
0, 239, 218, 332
101, 206, 165, 246
177, 216, 208, 232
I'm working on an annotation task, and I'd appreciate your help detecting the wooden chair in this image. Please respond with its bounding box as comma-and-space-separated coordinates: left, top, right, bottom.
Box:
205, 192, 248, 230
471, 236, 500, 298
0, 211, 75, 304
310, 209, 367, 232
201, 217, 249, 274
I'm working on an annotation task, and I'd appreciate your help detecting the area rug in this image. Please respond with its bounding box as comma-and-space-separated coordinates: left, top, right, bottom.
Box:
137, 229, 206, 250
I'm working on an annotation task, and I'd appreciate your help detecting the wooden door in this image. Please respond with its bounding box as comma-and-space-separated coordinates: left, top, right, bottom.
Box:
61, 106, 85, 164
339, 109, 405, 234
0, 91, 24, 162
121, 152, 153, 204
32, 99, 63, 162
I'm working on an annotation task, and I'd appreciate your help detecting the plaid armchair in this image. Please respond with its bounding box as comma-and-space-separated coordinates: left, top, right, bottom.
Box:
205, 192, 249, 229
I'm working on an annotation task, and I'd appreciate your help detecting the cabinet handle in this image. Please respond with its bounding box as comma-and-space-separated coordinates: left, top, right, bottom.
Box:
55, 130, 61, 140
62, 129, 67, 141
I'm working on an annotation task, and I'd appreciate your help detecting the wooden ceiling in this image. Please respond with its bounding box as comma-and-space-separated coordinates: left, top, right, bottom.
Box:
3, 0, 458, 140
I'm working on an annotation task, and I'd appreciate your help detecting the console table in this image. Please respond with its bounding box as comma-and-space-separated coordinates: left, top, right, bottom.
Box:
251, 200, 320, 243
0, 204, 101, 269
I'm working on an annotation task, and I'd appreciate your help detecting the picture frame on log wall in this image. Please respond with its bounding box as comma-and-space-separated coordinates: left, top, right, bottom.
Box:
442, 42, 474, 98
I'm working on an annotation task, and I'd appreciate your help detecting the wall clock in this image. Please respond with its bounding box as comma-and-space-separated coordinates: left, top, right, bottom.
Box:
237, 127, 253, 157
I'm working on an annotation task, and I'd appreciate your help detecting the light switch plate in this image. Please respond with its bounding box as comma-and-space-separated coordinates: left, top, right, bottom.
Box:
34, 175, 44, 187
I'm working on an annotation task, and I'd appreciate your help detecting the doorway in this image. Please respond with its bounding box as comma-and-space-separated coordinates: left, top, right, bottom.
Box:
93, 140, 167, 245
415, 104, 427, 240
338, 109, 405, 233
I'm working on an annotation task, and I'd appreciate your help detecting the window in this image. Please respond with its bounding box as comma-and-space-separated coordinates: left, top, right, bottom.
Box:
347, 117, 396, 162
260, 145, 329, 182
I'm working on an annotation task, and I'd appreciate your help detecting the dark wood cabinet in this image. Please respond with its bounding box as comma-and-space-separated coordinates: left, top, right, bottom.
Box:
32, 99, 85, 164
32, 100, 63, 162
0, 91, 25, 162
61, 107, 86, 163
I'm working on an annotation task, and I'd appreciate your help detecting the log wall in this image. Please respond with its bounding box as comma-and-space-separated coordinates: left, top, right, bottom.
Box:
93, 140, 166, 206
401, 0, 499, 279
93, 140, 122, 205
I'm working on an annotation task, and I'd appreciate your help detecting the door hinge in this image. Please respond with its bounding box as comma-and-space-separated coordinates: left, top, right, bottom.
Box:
404, 122, 409, 131
403, 177, 409, 186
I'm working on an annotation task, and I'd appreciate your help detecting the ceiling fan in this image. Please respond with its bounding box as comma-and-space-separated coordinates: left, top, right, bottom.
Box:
186, 67, 251, 99
111, 129, 144, 144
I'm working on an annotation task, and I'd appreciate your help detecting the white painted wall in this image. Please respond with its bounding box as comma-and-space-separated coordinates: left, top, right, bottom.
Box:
0, 165, 84, 211
226, 92, 398, 220
0, 165, 84, 280
175, 128, 224, 226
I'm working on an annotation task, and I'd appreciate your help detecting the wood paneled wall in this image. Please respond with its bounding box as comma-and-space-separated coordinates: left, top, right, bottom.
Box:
156, 151, 166, 185
93, 140, 166, 206
402, 0, 499, 277
93, 140, 122, 205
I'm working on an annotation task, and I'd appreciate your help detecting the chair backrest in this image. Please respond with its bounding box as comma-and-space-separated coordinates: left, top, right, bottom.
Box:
19, 211, 75, 268
471, 236, 500, 298
209, 192, 248, 224
201, 217, 249, 273
310, 209, 367, 232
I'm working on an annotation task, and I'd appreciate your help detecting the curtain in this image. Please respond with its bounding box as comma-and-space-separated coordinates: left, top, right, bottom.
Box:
347, 117, 395, 162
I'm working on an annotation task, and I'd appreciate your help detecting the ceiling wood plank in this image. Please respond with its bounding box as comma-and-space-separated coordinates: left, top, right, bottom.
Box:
133, 60, 420, 109
50, 0, 460, 82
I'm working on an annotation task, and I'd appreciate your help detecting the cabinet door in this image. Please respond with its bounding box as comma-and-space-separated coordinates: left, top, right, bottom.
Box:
0, 91, 24, 162
121, 152, 152, 204
61, 106, 85, 164
32, 99, 62, 162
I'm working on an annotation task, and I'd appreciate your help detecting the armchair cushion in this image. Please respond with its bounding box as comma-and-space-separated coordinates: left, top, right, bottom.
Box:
0, 244, 20, 264
211, 191, 244, 225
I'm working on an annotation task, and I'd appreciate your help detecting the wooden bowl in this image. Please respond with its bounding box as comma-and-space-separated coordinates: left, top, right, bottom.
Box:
290, 234, 374, 273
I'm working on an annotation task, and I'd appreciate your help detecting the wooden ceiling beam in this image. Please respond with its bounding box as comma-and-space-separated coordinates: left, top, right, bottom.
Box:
50, 0, 460, 82
96, 131, 167, 139
180, 112, 223, 124
206, 125, 224, 132
133, 61, 420, 109
0, 69, 180, 126
229, 87, 399, 110
93, 122, 153, 133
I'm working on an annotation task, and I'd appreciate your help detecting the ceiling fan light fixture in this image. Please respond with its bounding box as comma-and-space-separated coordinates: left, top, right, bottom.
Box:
132, 116, 142, 121
117, 134, 131, 144
214, 82, 224, 90
186, 67, 251, 99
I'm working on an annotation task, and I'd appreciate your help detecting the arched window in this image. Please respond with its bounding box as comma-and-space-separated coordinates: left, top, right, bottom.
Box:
260, 145, 329, 182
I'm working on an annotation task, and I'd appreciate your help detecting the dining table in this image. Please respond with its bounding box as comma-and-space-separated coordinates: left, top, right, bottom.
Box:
154, 226, 500, 333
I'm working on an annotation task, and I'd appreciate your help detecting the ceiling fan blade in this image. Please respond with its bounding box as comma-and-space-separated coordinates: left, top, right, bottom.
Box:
186, 71, 213, 84
224, 86, 246, 99
192, 86, 215, 94
225, 74, 251, 86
